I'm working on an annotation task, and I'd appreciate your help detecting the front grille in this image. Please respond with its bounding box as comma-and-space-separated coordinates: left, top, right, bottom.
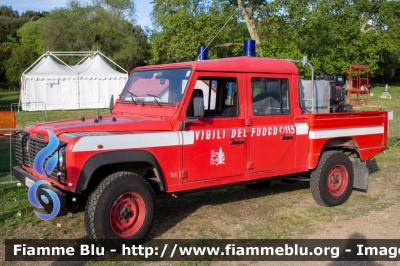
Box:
25, 138, 48, 167
14, 134, 23, 165
15, 132, 64, 181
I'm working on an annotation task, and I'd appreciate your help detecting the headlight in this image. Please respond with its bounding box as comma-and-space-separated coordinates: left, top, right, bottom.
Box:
58, 146, 67, 181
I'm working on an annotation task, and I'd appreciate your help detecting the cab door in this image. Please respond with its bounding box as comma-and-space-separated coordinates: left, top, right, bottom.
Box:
182, 73, 248, 182
246, 74, 296, 173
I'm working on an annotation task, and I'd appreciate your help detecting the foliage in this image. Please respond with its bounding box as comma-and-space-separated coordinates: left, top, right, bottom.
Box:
149, 0, 248, 64
21, 10, 48, 21
276, 0, 396, 78
148, 0, 399, 79
5, 45, 39, 84
32, 1, 147, 70
0, 1, 147, 86
0, 6, 46, 85
91, 0, 136, 22
0, 6, 29, 82
3, 18, 46, 84
1, 0, 400, 85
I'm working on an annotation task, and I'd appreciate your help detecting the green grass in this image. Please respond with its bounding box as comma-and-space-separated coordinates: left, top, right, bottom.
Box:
0, 88, 109, 128
0, 138, 15, 173
15, 108, 110, 128
353, 83, 400, 111
0, 179, 38, 238
0, 89, 19, 110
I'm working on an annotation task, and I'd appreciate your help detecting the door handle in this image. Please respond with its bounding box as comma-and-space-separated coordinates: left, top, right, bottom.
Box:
230, 140, 244, 145
281, 136, 293, 140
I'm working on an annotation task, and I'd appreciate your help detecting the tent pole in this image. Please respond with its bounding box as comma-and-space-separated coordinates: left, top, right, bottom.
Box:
22, 52, 48, 76
78, 78, 80, 110
49, 52, 78, 73
98, 51, 128, 74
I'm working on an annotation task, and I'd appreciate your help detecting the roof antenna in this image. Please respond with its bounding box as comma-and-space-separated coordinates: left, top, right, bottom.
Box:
197, 9, 237, 61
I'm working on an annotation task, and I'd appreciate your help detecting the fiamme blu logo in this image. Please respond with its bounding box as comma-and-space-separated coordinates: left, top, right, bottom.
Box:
28, 130, 61, 220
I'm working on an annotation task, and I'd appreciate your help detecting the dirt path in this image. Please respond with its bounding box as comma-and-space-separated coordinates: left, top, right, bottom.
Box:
2, 194, 400, 266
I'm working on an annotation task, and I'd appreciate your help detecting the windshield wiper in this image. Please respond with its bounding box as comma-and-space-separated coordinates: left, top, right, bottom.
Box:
147, 94, 161, 106
126, 91, 144, 106
126, 91, 137, 105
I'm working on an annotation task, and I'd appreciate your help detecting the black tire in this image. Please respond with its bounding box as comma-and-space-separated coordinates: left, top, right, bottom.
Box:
84, 171, 155, 248
245, 181, 270, 189
310, 150, 354, 207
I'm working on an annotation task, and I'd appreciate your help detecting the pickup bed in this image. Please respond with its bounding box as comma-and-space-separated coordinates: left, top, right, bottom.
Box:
13, 56, 387, 245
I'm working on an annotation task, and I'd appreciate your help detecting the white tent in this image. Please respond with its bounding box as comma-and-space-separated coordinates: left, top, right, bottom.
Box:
21, 51, 128, 111
77, 54, 127, 109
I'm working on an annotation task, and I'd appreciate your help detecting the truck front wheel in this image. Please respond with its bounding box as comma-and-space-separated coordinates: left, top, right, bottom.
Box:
310, 151, 354, 207
84, 171, 155, 246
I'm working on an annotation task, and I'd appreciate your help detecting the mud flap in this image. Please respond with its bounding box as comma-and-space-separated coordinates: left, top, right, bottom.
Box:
352, 158, 369, 191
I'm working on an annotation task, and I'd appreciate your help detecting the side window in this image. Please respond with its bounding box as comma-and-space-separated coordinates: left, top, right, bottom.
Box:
195, 79, 218, 110
187, 77, 239, 118
251, 78, 289, 115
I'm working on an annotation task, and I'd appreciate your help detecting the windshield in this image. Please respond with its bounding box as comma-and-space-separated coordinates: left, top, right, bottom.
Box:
120, 68, 192, 105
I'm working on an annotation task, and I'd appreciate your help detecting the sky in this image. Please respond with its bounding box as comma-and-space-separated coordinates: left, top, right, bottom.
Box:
3, 0, 153, 29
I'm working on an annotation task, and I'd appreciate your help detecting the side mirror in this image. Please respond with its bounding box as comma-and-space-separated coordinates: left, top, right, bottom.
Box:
109, 95, 114, 114
193, 97, 204, 118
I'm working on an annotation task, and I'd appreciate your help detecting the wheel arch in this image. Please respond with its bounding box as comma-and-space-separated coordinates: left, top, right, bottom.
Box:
322, 137, 359, 150
310, 137, 360, 169
75, 150, 165, 193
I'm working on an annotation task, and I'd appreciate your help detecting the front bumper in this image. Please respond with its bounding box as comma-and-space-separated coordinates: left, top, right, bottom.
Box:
13, 166, 67, 207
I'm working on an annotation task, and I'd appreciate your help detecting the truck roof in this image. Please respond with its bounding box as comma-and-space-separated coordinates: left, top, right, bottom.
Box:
134, 56, 299, 75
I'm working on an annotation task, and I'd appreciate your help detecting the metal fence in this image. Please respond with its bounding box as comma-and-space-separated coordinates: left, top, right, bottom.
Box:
367, 93, 381, 106
1, 103, 48, 127
0, 128, 22, 185
10, 102, 47, 119
388, 110, 400, 146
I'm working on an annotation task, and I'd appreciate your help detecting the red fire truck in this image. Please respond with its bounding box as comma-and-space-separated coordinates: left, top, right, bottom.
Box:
13, 50, 387, 244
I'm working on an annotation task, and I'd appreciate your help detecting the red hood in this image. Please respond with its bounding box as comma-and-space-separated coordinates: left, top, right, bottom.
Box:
27, 115, 173, 136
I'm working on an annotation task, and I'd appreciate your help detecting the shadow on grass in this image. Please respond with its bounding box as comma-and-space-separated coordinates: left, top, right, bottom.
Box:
366, 158, 380, 175
150, 180, 310, 239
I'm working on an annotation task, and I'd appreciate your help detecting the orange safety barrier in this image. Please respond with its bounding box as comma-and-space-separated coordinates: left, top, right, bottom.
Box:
0, 111, 16, 136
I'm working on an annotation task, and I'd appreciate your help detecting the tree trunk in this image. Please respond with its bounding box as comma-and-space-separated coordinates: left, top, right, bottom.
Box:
237, 0, 262, 55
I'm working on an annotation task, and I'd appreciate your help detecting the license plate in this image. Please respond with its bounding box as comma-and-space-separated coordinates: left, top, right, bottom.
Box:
25, 177, 35, 188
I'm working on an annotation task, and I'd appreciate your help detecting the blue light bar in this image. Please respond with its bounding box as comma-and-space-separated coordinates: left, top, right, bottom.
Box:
197, 46, 208, 61
243, 40, 256, 57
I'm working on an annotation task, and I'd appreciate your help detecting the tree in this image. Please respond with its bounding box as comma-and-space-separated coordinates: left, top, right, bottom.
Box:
0, 5, 19, 17
5, 45, 39, 84
91, 0, 135, 22
17, 18, 46, 55
21, 10, 48, 21
3, 18, 45, 84
235, 0, 263, 44
0, 5, 29, 83
149, 0, 248, 64
255, 0, 400, 78
372, 0, 400, 79
36, 1, 148, 70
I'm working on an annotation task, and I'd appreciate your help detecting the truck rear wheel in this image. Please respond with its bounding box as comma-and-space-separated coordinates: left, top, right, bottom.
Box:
84, 171, 155, 247
310, 150, 353, 207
